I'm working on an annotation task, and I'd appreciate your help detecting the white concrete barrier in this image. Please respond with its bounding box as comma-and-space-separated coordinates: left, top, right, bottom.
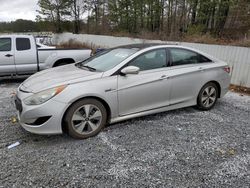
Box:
53, 33, 250, 87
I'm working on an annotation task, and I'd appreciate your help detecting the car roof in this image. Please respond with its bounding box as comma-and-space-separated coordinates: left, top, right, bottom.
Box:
111, 43, 218, 62
113, 43, 178, 50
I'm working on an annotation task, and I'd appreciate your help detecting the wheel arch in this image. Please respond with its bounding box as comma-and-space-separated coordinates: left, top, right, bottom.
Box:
196, 80, 221, 110
53, 58, 75, 67
198, 81, 221, 98
209, 80, 221, 98
196, 80, 221, 105
61, 96, 112, 134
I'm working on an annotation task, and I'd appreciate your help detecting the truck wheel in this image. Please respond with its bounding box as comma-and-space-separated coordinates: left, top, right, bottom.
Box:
64, 99, 107, 139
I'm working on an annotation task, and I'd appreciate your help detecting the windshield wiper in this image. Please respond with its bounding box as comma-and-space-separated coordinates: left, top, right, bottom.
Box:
77, 64, 96, 72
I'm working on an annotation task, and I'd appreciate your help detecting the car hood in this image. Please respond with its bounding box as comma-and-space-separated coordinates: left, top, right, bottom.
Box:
20, 64, 103, 93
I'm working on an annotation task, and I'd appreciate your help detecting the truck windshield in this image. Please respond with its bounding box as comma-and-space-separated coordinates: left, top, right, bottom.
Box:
77, 48, 138, 72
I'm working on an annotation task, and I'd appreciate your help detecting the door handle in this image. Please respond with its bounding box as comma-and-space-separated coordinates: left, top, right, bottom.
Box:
198, 67, 204, 72
5, 54, 13, 57
160, 75, 168, 80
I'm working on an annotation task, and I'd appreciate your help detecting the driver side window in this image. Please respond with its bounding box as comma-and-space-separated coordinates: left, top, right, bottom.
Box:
129, 49, 167, 71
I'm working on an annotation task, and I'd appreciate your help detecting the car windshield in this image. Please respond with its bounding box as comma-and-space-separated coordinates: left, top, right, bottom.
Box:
77, 48, 138, 72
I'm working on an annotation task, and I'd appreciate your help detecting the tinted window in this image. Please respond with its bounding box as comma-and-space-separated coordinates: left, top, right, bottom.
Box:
16, 38, 31, 51
129, 49, 167, 71
170, 48, 211, 66
0, 38, 11, 51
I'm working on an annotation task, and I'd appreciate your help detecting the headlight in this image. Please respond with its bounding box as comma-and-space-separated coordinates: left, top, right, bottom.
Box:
24, 85, 67, 105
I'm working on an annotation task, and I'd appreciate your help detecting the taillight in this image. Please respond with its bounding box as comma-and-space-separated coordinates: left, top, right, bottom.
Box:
223, 66, 230, 74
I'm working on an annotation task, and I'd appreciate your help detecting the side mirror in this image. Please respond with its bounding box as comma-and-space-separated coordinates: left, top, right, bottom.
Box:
120, 66, 140, 75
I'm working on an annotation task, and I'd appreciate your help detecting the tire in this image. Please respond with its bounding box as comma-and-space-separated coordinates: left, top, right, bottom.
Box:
197, 82, 218, 111
64, 99, 107, 139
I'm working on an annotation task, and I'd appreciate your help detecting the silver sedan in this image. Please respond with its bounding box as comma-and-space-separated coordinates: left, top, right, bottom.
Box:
15, 44, 231, 139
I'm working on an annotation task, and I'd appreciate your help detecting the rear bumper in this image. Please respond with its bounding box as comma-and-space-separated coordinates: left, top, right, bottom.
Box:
220, 86, 229, 98
220, 76, 231, 98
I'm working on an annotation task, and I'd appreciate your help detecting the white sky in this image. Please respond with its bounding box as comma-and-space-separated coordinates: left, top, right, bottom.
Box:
0, 0, 39, 21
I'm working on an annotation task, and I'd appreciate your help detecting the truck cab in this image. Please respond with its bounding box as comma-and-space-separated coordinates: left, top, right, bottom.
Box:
0, 35, 91, 77
0, 35, 38, 76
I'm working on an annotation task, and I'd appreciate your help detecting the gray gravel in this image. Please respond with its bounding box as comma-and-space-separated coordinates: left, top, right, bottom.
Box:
0, 79, 250, 188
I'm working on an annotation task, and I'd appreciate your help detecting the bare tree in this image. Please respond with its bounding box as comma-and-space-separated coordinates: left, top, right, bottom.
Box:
37, 0, 71, 33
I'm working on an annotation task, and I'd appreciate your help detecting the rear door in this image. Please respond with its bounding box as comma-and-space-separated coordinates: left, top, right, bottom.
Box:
14, 37, 38, 74
0, 37, 16, 76
168, 48, 214, 105
118, 48, 171, 116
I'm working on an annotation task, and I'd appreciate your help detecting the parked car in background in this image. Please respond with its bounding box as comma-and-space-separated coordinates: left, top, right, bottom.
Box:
15, 44, 231, 139
0, 35, 91, 77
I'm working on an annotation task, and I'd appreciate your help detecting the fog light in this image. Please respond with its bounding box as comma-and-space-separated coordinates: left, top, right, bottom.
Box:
25, 116, 51, 126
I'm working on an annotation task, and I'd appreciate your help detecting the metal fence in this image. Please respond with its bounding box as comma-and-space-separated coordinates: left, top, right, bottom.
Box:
53, 33, 250, 88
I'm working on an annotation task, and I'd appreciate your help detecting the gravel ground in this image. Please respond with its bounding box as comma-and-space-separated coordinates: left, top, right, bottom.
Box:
0, 79, 250, 188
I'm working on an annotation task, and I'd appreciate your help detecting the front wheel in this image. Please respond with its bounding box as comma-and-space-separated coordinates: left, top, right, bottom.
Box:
64, 99, 107, 139
197, 82, 218, 110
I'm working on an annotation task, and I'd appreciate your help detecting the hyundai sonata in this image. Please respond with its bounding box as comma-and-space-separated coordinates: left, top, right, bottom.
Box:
15, 44, 231, 139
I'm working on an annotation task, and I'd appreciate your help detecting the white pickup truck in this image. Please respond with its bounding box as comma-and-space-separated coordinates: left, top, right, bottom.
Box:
0, 35, 91, 77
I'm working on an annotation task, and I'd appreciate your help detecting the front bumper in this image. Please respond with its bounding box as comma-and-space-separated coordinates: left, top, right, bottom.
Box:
15, 91, 68, 135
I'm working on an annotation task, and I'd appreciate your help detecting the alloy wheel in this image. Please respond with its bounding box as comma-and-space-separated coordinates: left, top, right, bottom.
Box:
201, 86, 217, 108
71, 104, 102, 135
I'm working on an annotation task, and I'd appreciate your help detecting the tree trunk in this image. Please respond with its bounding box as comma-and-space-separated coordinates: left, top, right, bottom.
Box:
167, 0, 173, 35
73, 0, 79, 34
56, 8, 62, 33
191, 0, 198, 24
160, 0, 164, 31
215, 0, 230, 36
140, 1, 144, 29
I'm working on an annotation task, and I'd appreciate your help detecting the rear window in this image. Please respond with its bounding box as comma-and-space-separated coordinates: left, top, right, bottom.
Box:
170, 48, 212, 66
16, 38, 31, 51
0, 38, 11, 51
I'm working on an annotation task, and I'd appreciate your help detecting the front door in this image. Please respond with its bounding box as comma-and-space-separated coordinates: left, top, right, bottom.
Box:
118, 48, 171, 116
0, 37, 16, 76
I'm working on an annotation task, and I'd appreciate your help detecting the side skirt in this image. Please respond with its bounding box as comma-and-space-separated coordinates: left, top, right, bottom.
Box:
110, 100, 196, 124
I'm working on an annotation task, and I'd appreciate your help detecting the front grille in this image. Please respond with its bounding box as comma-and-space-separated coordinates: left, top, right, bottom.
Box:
14, 96, 23, 113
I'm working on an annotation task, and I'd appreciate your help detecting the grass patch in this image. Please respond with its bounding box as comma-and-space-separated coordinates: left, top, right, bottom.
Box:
230, 84, 250, 96
56, 39, 102, 53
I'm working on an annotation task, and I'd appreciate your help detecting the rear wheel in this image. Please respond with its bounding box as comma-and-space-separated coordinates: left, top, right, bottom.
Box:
64, 99, 107, 139
197, 82, 218, 110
